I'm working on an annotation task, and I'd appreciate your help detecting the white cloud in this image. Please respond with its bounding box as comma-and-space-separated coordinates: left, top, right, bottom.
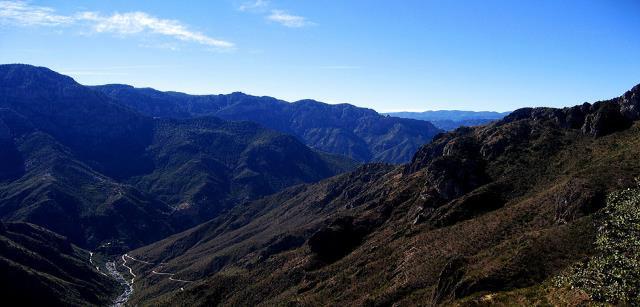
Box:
77, 11, 234, 48
267, 10, 313, 28
239, 0, 269, 12
0, 0, 73, 26
239, 1, 313, 29
0, 1, 234, 49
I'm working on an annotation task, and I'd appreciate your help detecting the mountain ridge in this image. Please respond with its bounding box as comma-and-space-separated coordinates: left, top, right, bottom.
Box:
93, 84, 442, 163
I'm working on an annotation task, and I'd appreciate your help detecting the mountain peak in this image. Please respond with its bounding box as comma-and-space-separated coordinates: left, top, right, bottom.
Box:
0, 64, 78, 88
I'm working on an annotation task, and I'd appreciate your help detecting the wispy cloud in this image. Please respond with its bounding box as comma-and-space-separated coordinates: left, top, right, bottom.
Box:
76, 11, 234, 48
0, 1, 234, 49
239, 0, 269, 12
267, 10, 314, 28
236, 1, 313, 29
0, 0, 73, 26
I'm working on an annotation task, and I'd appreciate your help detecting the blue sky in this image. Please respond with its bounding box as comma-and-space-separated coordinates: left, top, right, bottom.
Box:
0, 0, 639, 112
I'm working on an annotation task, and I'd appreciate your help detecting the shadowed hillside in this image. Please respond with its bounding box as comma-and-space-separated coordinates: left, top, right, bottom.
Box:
0, 64, 356, 252
0, 222, 118, 306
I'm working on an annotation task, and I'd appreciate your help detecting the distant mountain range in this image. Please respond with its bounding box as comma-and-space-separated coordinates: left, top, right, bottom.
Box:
0, 64, 356, 252
93, 85, 442, 163
386, 110, 510, 130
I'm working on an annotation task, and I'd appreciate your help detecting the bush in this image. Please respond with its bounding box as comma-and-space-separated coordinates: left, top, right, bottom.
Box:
556, 182, 640, 304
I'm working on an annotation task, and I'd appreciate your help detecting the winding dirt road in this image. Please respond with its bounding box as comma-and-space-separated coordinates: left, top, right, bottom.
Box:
92, 252, 194, 306
124, 253, 194, 283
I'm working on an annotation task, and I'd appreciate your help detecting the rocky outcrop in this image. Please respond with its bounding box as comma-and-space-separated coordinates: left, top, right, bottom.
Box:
406, 84, 640, 225
618, 83, 640, 119
581, 102, 632, 137
498, 84, 640, 138
406, 128, 489, 212
423, 155, 487, 201
432, 257, 468, 304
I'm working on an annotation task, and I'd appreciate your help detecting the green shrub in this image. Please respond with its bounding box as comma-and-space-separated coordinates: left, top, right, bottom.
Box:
557, 182, 640, 305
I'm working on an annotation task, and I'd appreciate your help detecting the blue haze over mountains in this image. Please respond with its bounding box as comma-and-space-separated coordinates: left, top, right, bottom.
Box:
386, 110, 511, 131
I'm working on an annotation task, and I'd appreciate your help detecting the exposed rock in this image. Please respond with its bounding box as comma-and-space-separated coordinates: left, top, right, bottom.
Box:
498, 93, 639, 138
618, 83, 640, 120
581, 102, 632, 137
562, 103, 590, 129
424, 155, 488, 201
501, 107, 535, 123
406, 126, 491, 212
432, 257, 468, 304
